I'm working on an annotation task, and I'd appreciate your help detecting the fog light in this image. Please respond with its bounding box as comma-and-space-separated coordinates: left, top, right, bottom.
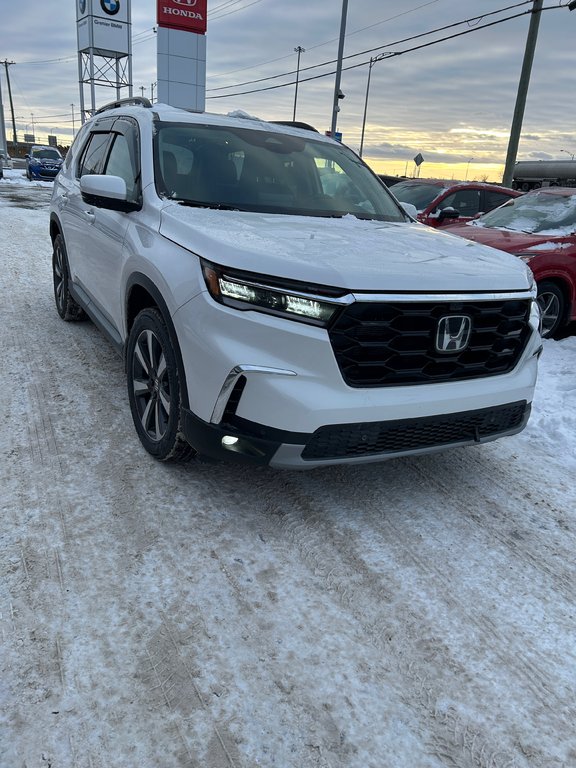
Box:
222, 435, 239, 448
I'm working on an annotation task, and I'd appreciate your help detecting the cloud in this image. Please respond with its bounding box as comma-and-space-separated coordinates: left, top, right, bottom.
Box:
2, 0, 576, 182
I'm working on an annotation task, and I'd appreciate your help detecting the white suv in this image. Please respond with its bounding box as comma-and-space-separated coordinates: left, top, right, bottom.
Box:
49, 98, 541, 469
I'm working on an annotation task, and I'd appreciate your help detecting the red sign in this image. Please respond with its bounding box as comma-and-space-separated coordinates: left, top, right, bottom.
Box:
157, 0, 207, 34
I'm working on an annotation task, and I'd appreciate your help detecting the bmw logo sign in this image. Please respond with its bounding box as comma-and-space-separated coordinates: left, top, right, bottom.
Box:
100, 0, 120, 15
79, 0, 86, 13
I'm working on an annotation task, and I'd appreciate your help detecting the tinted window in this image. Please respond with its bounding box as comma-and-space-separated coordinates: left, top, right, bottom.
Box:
483, 190, 515, 213
104, 130, 140, 203
62, 123, 90, 172
439, 189, 481, 216
392, 181, 446, 211
78, 132, 111, 178
32, 147, 61, 160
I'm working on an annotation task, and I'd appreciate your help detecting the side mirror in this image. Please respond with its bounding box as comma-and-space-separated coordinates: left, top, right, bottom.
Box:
438, 206, 460, 221
80, 174, 140, 212
25, 154, 30, 159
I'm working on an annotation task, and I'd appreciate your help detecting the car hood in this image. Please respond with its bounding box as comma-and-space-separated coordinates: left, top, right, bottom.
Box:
159, 205, 533, 292
444, 223, 567, 253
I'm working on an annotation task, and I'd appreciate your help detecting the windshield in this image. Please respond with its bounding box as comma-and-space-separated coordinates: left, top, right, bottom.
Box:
475, 191, 576, 234
32, 148, 61, 160
154, 122, 406, 221
391, 181, 446, 211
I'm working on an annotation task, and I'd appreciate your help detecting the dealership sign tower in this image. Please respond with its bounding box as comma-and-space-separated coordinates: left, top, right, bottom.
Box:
156, 0, 207, 112
76, 0, 133, 121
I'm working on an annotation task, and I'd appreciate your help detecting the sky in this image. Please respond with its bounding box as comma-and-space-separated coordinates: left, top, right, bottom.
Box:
1, 0, 576, 182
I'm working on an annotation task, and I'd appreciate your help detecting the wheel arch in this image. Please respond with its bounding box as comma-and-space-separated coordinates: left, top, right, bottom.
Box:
538, 275, 574, 310
125, 273, 190, 409
49, 213, 63, 244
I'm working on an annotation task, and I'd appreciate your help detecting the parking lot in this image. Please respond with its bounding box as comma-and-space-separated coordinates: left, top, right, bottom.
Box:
1, 174, 576, 768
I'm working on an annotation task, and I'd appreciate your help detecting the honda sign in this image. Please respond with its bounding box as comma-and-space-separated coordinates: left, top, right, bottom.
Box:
157, 0, 207, 34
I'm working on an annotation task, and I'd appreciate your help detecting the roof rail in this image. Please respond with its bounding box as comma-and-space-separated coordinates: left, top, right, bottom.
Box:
269, 120, 319, 133
95, 96, 152, 115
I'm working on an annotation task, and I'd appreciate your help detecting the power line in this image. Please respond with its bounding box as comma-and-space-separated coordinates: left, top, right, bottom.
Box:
207, 4, 561, 100
210, 0, 267, 21
206, 0, 534, 93
208, 0, 447, 79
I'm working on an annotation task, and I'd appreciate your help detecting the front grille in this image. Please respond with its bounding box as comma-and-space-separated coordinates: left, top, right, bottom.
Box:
328, 299, 532, 387
302, 401, 528, 460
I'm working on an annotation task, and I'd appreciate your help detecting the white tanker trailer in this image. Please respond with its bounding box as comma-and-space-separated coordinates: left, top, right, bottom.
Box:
512, 160, 576, 191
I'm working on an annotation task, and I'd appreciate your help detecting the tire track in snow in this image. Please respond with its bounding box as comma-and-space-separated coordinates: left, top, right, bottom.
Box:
248, 465, 573, 768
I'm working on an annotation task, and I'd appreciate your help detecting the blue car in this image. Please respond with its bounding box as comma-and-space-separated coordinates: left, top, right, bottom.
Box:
26, 145, 63, 181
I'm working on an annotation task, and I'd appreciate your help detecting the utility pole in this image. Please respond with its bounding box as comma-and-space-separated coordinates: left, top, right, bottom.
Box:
330, 0, 348, 138
2, 60, 17, 144
502, 0, 543, 187
0, 74, 7, 159
293, 46, 305, 122
359, 58, 375, 158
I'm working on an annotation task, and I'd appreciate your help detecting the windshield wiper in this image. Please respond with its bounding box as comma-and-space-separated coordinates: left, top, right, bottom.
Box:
174, 198, 242, 211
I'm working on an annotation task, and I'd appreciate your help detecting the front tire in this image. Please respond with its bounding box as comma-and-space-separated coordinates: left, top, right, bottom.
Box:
537, 281, 565, 339
126, 308, 195, 462
52, 234, 86, 321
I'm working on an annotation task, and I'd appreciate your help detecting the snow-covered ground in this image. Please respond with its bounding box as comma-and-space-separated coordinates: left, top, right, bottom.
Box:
1, 171, 575, 768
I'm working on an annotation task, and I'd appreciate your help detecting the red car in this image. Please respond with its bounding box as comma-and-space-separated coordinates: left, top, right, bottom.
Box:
444, 187, 576, 338
391, 179, 521, 228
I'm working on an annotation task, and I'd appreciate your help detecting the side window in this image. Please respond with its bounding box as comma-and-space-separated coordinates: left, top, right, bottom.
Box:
62, 123, 90, 172
104, 131, 140, 203
439, 189, 481, 216
77, 132, 111, 178
483, 190, 514, 213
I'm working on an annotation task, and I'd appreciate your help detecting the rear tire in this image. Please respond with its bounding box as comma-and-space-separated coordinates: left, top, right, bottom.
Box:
126, 308, 195, 462
537, 281, 565, 339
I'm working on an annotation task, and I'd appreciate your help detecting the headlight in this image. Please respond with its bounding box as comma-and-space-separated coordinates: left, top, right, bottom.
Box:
201, 261, 347, 327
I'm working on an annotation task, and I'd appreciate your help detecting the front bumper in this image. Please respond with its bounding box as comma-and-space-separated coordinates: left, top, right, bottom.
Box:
29, 165, 60, 180
182, 399, 531, 469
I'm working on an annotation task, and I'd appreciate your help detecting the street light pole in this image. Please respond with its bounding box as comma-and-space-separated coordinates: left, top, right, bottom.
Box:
560, 149, 575, 160
330, 0, 348, 138
465, 158, 473, 181
293, 46, 305, 122
502, 0, 543, 187
71, 104, 76, 139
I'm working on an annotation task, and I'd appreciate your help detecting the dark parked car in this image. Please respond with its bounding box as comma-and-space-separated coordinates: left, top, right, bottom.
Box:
445, 187, 576, 338
390, 179, 521, 228
26, 145, 63, 181
377, 174, 406, 187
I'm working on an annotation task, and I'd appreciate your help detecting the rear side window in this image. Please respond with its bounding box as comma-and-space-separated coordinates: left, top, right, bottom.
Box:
483, 190, 515, 213
62, 123, 90, 172
78, 132, 111, 178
